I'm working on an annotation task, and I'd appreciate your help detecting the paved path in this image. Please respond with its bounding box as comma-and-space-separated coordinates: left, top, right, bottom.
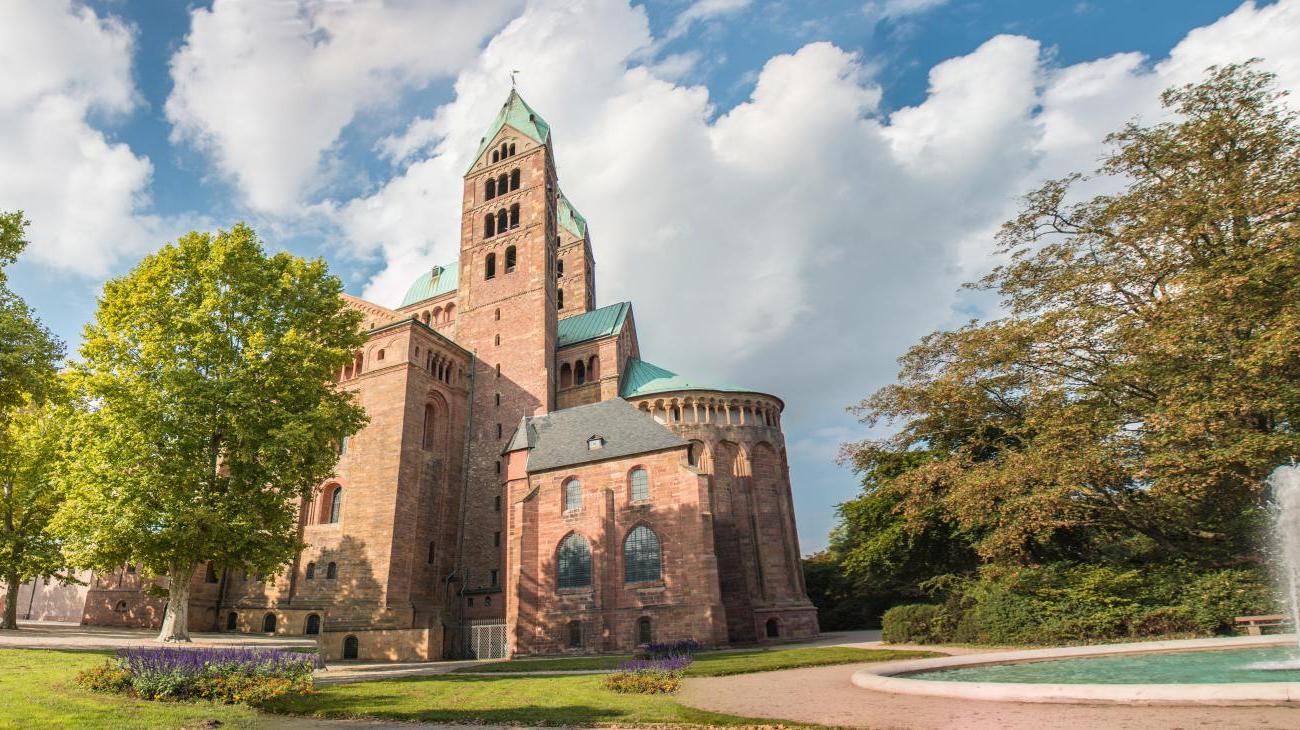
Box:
0, 621, 315, 651
678, 657, 1300, 729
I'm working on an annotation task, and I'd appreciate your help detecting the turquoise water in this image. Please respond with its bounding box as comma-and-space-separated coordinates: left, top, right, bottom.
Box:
906, 646, 1300, 684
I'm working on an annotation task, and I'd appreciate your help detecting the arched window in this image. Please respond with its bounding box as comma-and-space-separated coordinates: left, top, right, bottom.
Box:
509, 203, 520, 229
505, 245, 516, 273
205, 562, 218, 583
568, 620, 582, 648
263, 613, 277, 633
498, 173, 508, 193
485, 177, 496, 200
688, 440, 704, 467
624, 525, 661, 583
305, 562, 316, 580
508, 142, 516, 155
510, 168, 520, 190
343, 635, 359, 659
484, 213, 495, 238
637, 616, 652, 645
496, 208, 507, 233
574, 360, 585, 385
485, 252, 496, 280
491, 149, 499, 163
329, 488, 343, 524
422, 403, 436, 449
226, 612, 237, 631
557, 258, 564, 277
557, 533, 592, 589
588, 356, 599, 380
766, 618, 780, 638
557, 289, 564, 309
501, 142, 509, 158
495, 308, 501, 321
629, 467, 649, 502
326, 561, 338, 579
563, 478, 582, 512
560, 362, 572, 388
114, 600, 128, 613
306, 614, 321, 635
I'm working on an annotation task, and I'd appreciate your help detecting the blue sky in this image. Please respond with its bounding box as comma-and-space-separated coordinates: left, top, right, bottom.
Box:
4, 0, 1297, 552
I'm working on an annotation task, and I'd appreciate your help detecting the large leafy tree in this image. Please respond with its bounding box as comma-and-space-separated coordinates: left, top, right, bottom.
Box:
844, 62, 1300, 570
0, 212, 65, 631
53, 224, 367, 641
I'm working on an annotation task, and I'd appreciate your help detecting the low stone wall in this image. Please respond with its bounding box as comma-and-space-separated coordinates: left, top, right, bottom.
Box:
320, 626, 442, 662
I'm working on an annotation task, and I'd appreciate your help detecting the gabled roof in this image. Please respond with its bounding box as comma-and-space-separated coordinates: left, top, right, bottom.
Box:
400, 263, 459, 307
556, 301, 630, 348
557, 191, 588, 239
469, 90, 551, 172
620, 358, 757, 399
504, 398, 686, 472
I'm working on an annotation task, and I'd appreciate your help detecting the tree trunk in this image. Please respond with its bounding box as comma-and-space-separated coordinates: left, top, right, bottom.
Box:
157, 563, 194, 642
2, 574, 19, 630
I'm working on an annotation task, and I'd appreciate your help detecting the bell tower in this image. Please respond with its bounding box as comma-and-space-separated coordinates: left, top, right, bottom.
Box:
453, 90, 560, 604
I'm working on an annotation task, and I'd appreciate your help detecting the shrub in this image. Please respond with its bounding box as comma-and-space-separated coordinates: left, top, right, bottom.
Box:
881, 604, 943, 643
1129, 606, 1203, 637
79, 646, 318, 705
603, 655, 692, 694
1178, 569, 1276, 633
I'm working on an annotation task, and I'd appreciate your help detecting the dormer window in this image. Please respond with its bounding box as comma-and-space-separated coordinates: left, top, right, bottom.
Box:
588, 435, 605, 451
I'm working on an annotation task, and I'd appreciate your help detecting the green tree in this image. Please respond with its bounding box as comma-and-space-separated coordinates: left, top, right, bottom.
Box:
844, 62, 1300, 569
1, 401, 70, 629
52, 224, 367, 641
0, 211, 66, 630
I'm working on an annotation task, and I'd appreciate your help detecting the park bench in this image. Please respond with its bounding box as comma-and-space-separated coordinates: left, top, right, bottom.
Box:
1234, 614, 1289, 635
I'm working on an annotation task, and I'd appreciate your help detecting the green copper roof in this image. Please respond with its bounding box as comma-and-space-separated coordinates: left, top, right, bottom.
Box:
620, 358, 755, 399
557, 191, 588, 239
557, 301, 630, 348
400, 263, 459, 307
470, 90, 551, 172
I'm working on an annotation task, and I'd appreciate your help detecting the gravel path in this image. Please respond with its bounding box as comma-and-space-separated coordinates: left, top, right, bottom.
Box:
678, 660, 1300, 729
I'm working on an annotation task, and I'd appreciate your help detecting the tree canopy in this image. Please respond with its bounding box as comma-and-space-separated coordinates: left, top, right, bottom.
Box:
825, 63, 1300, 628
52, 224, 367, 640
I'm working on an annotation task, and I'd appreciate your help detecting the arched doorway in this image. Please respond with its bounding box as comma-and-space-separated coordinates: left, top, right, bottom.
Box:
262, 613, 277, 633
343, 635, 359, 660
226, 612, 237, 631
305, 614, 321, 635
766, 618, 780, 638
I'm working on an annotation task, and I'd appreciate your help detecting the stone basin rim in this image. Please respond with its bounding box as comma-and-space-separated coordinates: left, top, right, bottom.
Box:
852, 634, 1300, 705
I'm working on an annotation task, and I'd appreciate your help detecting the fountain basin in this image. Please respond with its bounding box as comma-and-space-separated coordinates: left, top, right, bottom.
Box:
852, 635, 1300, 705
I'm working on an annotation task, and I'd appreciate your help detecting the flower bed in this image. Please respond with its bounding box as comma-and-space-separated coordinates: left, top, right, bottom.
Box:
76, 646, 321, 706
604, 641, 699, 694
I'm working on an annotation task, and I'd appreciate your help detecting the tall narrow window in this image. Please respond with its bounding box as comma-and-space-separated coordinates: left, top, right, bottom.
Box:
510, 168, 520, 190
428, 541, 436, 564
306, 562, 316, 580
574, 360, 585, 385
624, 525, 661, 583
491, 149, 499, 163
485, 178, 496, 200
422, 403, 435, 449
557, 533, 592, 589
560, 362, 572, 388
638, 616, 652, 645
557, 289, 564, 309
498, 173, 508, 193
509, 203, 520, 229
557, 259, 564, 277
563, 478, 582, 512
630, 467, 649, 502
306, 614, 321, 635
326, 562, 338, 579
505, 245, 516, 273
496, 208, 507, 233
484, 213, 495, 238
329, 488, 343, 524
508, 142, 516, 155
490, 569, 499, 586
568, 620, 582, 647
485, 253, 496, 280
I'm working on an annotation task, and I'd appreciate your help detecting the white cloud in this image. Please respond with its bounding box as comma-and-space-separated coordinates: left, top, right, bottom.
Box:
166, 0, 523, 213
323, 0, 1300, 549
0, 0, 168, 276
863, 0, 949, 21
664, 0, 752, 42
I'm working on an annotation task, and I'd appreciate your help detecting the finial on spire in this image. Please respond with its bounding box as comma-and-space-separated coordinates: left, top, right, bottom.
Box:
510, 69, 520, 89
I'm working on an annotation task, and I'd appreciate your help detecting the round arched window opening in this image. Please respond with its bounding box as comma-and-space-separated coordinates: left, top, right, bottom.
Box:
305, 614, 321, 635
226, 612, 238, 631
263, 613, 277, 633
343, 634, 359, 660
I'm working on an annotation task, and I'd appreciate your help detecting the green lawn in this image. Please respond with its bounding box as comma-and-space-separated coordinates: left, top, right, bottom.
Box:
459, 645, 939, 676
0, 648, 260, 730
264, 673, 760, 726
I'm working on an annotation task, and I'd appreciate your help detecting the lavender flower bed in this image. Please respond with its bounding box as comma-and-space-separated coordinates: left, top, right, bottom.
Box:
605, 649, 695, 694
77, 646, 320, 705
617, 656, 694, 672
640, 640, 701, 659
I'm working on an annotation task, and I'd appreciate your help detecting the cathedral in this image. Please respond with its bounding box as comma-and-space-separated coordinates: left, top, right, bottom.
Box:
11, 91, 817, 661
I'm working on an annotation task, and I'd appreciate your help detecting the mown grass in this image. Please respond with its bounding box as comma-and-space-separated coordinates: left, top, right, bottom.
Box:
459, 645, 939, 676
264, 672, 761, 726
0, 648, 260, 730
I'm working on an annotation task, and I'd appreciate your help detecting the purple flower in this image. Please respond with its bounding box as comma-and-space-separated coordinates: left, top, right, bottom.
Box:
618, 656, 694, 673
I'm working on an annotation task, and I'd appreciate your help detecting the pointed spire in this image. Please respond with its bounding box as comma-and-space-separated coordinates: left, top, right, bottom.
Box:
468, 88, 552, 173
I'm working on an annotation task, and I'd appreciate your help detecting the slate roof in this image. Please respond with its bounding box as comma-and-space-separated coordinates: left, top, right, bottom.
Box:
470, 90, 552, 172
504, 398, 686, 472
400, 263, 459, 307
620, 358, 759, 399
556, 301, 631, 348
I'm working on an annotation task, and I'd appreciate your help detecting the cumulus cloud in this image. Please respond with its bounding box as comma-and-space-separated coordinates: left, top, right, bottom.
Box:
322, 0, 1300, 547
166, 0, 523, 213
0, 0, 167, 276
